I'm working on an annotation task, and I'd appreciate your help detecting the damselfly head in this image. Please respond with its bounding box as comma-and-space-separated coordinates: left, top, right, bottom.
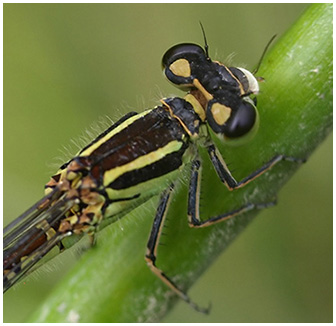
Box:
162, 42, 260, 145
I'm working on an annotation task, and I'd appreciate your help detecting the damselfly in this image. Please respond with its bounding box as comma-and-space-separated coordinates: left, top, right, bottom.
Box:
3, 32, 304, 313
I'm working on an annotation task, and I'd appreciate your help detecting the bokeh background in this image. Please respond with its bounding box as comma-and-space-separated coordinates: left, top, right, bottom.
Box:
4, 3, 332, 323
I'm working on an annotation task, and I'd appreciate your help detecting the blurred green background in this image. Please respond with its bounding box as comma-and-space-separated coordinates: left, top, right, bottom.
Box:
4, 3, 332, 323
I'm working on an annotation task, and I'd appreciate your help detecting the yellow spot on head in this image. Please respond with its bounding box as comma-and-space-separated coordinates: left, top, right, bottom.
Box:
169, 58, 191, 78
211, 102, 231, 125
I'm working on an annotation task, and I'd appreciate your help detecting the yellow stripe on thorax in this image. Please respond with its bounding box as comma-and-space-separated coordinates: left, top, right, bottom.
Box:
103, 140, 183, 187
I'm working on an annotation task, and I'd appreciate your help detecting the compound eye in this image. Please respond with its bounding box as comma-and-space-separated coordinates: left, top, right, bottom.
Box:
207, 99, 257, 139
223, 100, 257, 138
162, 43, 207, 89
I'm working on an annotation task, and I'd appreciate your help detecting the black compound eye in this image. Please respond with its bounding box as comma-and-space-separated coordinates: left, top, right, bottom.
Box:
223, 100, 257, 138
162, 43, 206, 69
206, 99, 257, 139
162, 43, 207, 88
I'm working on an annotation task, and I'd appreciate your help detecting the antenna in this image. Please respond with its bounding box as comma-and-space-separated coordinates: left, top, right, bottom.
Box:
253, 34, 277, 75
199, 21, 210, 59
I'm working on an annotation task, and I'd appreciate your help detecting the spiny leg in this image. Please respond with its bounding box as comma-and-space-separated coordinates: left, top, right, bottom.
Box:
145, 184, 210, 314
206, 143, 305, 190
188, 159, 276, 228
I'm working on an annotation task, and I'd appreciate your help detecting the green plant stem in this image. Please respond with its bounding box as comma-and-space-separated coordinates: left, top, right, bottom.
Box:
28, 4, 332, 323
